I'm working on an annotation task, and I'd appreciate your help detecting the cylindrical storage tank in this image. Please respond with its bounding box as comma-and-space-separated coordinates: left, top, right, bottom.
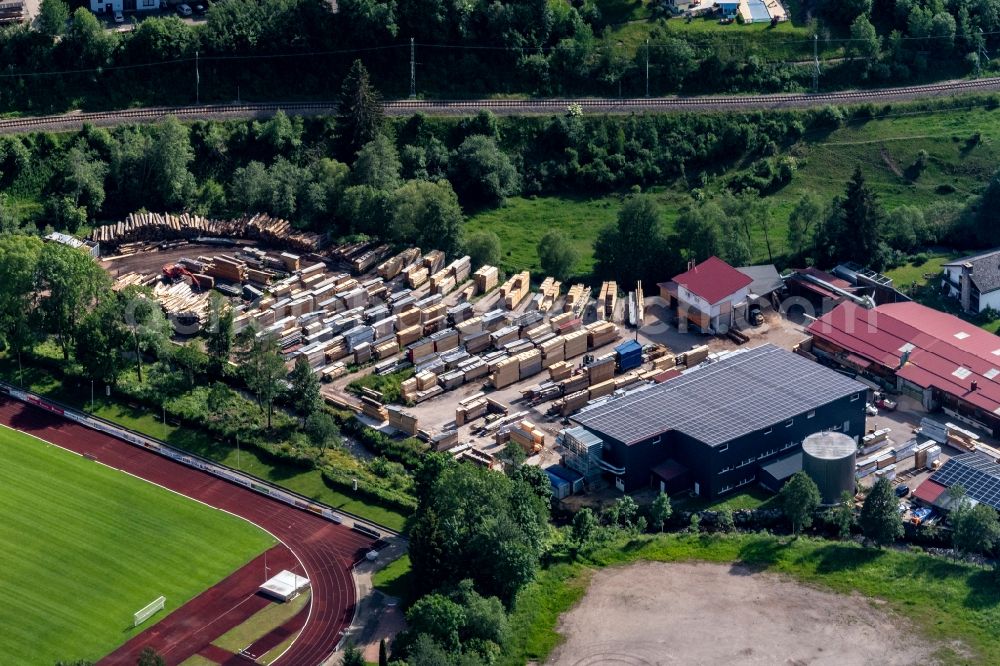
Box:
802, 431, 857, 505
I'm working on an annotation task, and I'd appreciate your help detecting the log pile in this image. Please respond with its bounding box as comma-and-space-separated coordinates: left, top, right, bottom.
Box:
112, 272, 157, 291
152, 280, 211, 322
91, 212, 325, 253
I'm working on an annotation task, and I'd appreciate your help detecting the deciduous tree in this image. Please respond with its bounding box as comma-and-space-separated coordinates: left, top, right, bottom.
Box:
779, 471, 821, 535
463, 230, 502, 268
650, 491, 672, 532
236, 330, 286, 429
537, 229, 578, 281
36, 241, 111, 360
288, 354, 321, 416
860, 477, 903, 547
448, 135, 519, 207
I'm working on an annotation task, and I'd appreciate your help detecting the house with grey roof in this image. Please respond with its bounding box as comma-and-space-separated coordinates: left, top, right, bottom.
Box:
943, 249, 1000, 314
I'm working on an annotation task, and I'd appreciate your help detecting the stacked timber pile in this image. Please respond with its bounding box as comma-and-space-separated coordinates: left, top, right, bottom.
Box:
586, 321, 619, 348
351, 245, 391, 274
473, 265, 499, 293
563, 283, 590, 318
203, 255, 245, 282
536, 277, 561, 312
377, 248, 421, 280
91, 212, 324, 253
388, 407, 419, 435
500, 271, 531, 309
597, 281, 618, 321
152, 280, 211, 322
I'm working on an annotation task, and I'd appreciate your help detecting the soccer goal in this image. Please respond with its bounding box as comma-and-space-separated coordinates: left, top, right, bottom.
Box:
133, 596, 166, 627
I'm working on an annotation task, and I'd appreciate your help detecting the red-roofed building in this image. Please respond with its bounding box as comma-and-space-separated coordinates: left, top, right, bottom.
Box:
661, 257, 753, 333
808, 300, 1000, 436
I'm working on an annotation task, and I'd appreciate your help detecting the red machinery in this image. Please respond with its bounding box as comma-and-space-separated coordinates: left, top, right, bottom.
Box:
162, 263, 211, 291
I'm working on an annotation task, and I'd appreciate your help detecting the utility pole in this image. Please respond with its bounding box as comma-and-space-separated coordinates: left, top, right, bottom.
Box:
645, 39, 650, 98
195, 50, 200, 105
812, 35, 820, 93
978, 29, 990, 78
410, 38, 416, 99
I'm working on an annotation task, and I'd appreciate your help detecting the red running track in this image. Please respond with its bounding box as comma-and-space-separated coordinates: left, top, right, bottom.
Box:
0, 397, 377, 666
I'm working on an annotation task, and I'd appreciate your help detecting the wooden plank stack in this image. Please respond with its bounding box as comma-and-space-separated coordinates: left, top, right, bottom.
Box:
473, 265, 499, 293
500, 271, 531, 310
537, 277, 562, 312
91, 212, 324, 253
377, 248, 421, 280
388, 407, 420, 436
598, 281, 618, 321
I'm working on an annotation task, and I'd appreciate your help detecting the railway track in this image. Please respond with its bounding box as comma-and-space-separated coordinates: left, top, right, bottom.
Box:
0, 76, 998, 133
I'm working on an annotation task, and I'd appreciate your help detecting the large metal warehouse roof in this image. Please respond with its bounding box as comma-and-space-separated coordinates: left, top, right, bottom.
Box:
573, 344, 866, 447
808, 301, 1000, 416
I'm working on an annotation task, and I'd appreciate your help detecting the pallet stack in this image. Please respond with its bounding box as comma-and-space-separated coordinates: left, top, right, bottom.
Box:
500, 271, 531, 309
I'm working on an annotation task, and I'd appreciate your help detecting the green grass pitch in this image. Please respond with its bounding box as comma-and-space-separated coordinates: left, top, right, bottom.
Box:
0, 425, 276, 665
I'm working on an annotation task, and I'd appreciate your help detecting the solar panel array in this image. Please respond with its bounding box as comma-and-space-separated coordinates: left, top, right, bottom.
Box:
573, 344, 867, 447
931, 452, 1000, 510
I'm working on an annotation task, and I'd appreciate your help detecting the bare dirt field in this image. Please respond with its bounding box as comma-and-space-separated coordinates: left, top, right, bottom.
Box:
548, 561, 937, 666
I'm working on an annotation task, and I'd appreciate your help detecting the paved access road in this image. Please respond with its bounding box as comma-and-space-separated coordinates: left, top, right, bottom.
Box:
0, 76, 998, 134
0, 396, 377, 666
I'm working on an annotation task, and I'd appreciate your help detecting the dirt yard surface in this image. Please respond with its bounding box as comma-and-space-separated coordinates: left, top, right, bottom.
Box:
548, 561, 937, 666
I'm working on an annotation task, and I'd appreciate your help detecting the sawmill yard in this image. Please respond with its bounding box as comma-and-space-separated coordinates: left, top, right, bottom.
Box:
93, 212, 811, 478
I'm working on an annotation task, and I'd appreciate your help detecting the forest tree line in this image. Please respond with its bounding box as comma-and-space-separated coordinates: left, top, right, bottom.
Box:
7, 0, 1000, 113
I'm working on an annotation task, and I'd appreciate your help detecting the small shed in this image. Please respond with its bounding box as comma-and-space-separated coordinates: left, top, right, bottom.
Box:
615, 340, 643, 372
546, 469, 571, 500
759, 452, 803, 494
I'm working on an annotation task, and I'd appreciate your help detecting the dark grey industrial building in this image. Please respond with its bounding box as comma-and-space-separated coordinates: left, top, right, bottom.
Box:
570, 344, 868, 498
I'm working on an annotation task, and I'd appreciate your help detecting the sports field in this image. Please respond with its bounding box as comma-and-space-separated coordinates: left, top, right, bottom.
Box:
0, 425, 276, 665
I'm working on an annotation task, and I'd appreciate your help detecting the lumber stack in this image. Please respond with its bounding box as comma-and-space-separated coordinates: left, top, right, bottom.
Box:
598, 281, 618, 321
500, 271, 531, 310
388, 407, 419, 436
377, 248, 421, 280
456, 394, 489, 427
586, 321, 619, 349
422, 250, 446, 275
563, 283, 590, 318
91, 212, 324, 253
204, 255, 246, 282
351, 245, 391, 274
361, 395, 388, 422
536, 277, 561, 312
473, 265, 499, 293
